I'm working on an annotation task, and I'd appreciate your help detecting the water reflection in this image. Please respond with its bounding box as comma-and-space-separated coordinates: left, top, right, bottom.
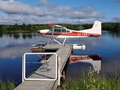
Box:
0, 45, 31, 58
108, 31, 120, 38
101, 55, 120, 77
0, 33, 48, 86
0, 45, 31, 86
70, 55, 101, 72
0, 33, 38, 39
67, 31, 120, 79
0, 56, 22, 86
98, 30, 120, 38
0, 33, 48, 49
0, 33, 2, 38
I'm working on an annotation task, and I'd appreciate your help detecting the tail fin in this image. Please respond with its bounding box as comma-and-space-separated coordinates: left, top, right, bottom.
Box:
91, 21, 101, 35
80, 21, 101, 36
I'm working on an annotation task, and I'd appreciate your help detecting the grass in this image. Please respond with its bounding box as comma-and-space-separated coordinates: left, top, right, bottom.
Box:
0, 78, 15, 90
62, 67, 120, 90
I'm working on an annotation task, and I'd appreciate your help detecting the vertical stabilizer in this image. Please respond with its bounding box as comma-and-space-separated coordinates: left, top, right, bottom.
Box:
91, 21, 101, 35
80, 21, 101, 36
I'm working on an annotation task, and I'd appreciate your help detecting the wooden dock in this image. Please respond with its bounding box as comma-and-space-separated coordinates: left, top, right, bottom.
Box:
14, 44, 72, 90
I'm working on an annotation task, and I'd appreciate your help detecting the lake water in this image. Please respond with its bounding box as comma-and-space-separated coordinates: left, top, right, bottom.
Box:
0, 31, 120, 86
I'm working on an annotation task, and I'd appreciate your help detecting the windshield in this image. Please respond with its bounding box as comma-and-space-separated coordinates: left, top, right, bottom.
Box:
49, 26, 70, 33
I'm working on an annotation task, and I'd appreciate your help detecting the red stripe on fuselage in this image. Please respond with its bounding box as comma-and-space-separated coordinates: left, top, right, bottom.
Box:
40, 31, 101, 37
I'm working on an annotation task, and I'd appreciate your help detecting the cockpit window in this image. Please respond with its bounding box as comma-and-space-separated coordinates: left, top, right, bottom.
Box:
54, 29, 61, 32
49, 26, 69, 33
62, 30, 66, 32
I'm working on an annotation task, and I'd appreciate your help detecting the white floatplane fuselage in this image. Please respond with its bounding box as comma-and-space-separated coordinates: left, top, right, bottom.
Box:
37, 21, 102, 44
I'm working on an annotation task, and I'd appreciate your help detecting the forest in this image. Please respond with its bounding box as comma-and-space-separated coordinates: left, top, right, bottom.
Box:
0, 22, 120, 33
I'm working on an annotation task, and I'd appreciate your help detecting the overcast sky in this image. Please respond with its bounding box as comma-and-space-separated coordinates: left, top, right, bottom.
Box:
0, 0, 120, 24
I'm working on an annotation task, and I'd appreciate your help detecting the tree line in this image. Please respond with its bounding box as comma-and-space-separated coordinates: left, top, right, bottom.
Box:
0, 23, 49, 33
0, 22, 120, 33
102, 22, 120, 31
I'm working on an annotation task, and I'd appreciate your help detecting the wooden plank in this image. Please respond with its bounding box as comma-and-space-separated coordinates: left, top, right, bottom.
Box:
55, 45, 72, 72
31, 47, 45, 52
28, 54, 57, 80
14, 80, 57, 90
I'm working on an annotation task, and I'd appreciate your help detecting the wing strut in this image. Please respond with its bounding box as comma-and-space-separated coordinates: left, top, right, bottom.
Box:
47, 38, 67, 45
63, 38, 66, 45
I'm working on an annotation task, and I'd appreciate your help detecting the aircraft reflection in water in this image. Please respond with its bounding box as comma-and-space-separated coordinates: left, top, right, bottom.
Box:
70, 55, 102, 72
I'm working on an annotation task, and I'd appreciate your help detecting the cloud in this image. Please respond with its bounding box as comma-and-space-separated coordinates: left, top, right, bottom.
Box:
112, 16, 120, 22
116, 0, 120, 2
9, 0, 14, 2
0, 0, 104, 24
70, 6, 104, 19
0, 0, 42, 15
38, 0, 48, 6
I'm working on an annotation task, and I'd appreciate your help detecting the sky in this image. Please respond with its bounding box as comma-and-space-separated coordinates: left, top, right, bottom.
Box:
0, 0, 120, 24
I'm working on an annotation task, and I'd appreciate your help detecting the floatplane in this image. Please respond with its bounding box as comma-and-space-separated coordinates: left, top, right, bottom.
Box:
36, 21, 102, 72
37, 21, 101, 50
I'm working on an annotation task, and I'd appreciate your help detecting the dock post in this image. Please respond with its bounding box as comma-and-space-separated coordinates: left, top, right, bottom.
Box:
22, 55, 25, 82
58, 56, 61, 87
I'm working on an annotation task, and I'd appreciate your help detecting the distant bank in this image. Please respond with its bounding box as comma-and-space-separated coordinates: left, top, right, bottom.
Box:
0, 22, 120, 33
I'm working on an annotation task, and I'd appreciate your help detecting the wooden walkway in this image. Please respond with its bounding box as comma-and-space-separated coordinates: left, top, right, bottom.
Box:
14, 44, 72, 90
